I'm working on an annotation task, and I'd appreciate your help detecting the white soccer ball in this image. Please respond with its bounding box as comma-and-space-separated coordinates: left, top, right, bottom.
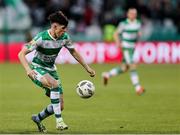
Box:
76, 80, 95, 98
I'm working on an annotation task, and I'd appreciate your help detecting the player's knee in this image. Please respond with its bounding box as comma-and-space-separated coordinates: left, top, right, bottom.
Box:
50, 80, 59, 88
54, 80, 59, 88
129, 64, 137, 70
121, 65, 129, 72
42, 74, 59, 88
41, 77, 51, 88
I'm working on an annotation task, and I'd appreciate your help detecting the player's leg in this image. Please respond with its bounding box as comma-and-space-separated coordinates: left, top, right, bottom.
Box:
124, 47, 145, 95
129, 64, 145, 95
31, 104, 53, 133
102, 47, 130, 86
102, 64, 128, 86
31, 93, 65, 130
60, 94, 64, 111
45, 89, 64, 111
29, 67, 50, 132
40, 74, 68, 130
55, 94, 68, 130
30, 66, 67, 131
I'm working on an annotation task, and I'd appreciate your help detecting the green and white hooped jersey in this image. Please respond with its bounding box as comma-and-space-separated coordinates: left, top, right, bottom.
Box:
117, 19, 141, 48
26, 30, 74, 71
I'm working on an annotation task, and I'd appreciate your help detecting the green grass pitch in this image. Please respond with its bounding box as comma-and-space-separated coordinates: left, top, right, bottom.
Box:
0, 63, 180, 134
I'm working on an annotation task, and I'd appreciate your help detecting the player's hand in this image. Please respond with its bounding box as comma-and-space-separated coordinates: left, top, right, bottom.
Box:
27, 70, 37, 80
87, 67, 95, 77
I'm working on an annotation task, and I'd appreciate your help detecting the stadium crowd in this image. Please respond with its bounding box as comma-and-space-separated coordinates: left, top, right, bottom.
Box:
0, 0, 179, 41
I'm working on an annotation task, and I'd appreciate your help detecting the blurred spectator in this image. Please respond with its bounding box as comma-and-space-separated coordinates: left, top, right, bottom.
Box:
103, 24, 116, 42
85, 21, 102, 41
173, 1, 180, 33
84, 2, 94, 26
0, 0, 5, 7
0, 0, 31, 42
1, 0, 31, 30
0, 0, 179, 42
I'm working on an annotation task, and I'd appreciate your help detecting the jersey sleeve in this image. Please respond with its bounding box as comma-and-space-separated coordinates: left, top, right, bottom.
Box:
62, 33, 74, 50
116, 22, 125, 34
25, 33, 42, 51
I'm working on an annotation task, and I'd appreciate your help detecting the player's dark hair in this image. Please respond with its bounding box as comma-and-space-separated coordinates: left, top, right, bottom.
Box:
127, 7, 137, 12
48, 11, 68, 27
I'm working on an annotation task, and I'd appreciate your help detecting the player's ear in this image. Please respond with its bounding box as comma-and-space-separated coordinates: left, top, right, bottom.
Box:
51, 23, 57, 30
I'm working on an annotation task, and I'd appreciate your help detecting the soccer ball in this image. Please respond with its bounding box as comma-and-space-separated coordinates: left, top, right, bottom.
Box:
76, 80, 95, 98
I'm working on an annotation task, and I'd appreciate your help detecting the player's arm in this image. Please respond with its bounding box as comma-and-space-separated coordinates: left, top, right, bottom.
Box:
18, 41, 37, 79
137, 31, 142, 40
113, 30, 121, 48
69, 48, 95, 77
113, 22, 124, 48
63, 34, 95, 77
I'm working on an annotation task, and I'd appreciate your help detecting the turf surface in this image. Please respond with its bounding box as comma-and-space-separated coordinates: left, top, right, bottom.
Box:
0, 63, 180, 134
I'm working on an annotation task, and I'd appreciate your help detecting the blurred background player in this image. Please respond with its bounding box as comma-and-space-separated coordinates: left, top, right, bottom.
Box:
102, 8, 145, 95
18, 11, 95, 132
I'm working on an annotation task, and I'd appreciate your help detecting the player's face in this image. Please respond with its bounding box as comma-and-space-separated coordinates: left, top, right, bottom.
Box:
127, 9, 137, 20
53, 23, 67, 38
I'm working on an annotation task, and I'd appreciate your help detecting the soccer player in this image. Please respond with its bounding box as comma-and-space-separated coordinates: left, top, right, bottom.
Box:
18, 11, 95, 132
102, 8, 145, 95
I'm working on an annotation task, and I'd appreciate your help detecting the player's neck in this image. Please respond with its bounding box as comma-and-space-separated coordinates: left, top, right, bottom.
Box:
49, 29, 59, 40
128, 18, 136, 22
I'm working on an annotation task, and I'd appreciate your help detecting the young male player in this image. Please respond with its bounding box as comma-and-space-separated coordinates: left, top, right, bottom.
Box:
18, 11, 95, 132
102, 8, 145, 95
